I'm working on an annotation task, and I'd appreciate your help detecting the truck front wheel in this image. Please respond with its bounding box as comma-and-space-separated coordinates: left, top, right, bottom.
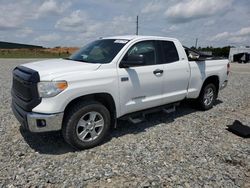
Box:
62, 101, 111, 150
197, 83, 217, 110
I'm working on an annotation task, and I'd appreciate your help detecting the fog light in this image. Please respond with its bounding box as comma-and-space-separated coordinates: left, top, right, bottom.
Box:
37, 119, 46, 127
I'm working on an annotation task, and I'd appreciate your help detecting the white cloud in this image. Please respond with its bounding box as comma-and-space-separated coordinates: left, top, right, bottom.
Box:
110, 15, 134, 35
0, 0, 71, 30
161, 25, 179, 34
141, 1, 163, 14
204, 20, 215, 26
0, 1, 32, 29
55, 10, 89, 31
210, 27, 250, 44
55, 11, 134, 36
55, 10, 104, 43
35, 33, 61, 43
211, 32, 230, 40
37, 0, 71, 17
16, 27, 33, 38
169, 25, 178, 31
54, 13, 135, 46
0, 0, 248, 47
165, 0, 233, 23
237, 27, 250, 37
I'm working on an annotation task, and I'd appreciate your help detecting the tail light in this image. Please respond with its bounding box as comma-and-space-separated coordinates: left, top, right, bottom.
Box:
227, 63, 230, 75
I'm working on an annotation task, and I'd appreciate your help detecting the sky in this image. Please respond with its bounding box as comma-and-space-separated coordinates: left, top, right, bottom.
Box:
0, 0, 249, 48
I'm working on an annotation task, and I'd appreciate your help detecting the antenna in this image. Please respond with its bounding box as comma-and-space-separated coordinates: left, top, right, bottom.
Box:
136, 15, 139, 35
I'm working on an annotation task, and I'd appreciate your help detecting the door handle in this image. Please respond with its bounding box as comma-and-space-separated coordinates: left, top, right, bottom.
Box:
153, 69, 164, 75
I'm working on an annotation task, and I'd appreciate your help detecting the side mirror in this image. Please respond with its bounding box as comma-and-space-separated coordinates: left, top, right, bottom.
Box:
189, 53, 200, 60
120, 54, 145, 68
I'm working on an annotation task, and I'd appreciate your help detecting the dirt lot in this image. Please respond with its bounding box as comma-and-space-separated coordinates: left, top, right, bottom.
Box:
0, 60, 249, 187
0, 47, 78, 58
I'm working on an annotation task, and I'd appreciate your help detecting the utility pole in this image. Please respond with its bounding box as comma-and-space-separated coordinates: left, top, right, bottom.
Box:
195, 38, 198, 49
136, 15, 139, 35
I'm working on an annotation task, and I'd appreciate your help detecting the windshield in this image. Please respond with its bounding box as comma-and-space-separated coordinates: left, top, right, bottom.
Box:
68, 39, 128, 63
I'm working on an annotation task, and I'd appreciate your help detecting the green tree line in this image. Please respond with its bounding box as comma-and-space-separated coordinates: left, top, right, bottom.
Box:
191, 46, 231, 57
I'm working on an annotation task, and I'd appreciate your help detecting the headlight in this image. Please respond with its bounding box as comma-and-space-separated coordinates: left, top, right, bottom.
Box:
37, 81, 68, 98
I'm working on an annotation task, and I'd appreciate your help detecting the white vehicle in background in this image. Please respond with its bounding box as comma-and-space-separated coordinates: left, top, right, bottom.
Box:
11, 35, 229, 149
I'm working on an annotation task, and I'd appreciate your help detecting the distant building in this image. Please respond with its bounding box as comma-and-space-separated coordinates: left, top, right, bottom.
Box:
200, 51, 213, 56
229, 47, 250, 63
0, 41, 43, 49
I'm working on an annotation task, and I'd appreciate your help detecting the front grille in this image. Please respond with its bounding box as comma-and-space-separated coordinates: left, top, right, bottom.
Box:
13, 76, 32, 101
12, 66, 41, 112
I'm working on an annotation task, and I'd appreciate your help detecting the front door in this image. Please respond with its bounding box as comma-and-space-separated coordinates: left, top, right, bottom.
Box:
118, 40, 164, 116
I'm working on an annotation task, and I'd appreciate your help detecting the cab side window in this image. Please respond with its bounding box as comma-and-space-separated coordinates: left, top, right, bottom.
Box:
123, 41, 156, 66
160, 41, 179, 63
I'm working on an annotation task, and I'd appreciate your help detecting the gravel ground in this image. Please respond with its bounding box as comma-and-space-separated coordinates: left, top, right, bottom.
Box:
0, 59, 249, 188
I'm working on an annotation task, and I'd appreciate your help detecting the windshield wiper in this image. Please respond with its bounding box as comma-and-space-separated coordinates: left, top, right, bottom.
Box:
65, 58, 92, 63
63, 57, 72, 60
75, 59, 90, 63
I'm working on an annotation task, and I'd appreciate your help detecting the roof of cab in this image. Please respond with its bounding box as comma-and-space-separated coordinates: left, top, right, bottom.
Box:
102, 35, 178, 42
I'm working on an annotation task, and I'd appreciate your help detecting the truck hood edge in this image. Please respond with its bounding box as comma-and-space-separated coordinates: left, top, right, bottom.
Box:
22, 59, 101, 80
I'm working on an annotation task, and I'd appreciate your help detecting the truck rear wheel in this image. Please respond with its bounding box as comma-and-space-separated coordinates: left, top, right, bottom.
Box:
197, 83, 217, 110
62, 101, 111, 150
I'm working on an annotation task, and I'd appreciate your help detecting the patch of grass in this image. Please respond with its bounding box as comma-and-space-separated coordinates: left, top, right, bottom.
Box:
0, 49, 70, 58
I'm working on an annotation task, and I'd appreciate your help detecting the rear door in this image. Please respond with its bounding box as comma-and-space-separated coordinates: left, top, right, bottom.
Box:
118, 40, 164, 116
159, 40, 190, 104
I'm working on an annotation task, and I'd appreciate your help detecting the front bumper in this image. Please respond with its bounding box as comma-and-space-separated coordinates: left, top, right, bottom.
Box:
220, 80, 228, 90
12, 102, 63, 133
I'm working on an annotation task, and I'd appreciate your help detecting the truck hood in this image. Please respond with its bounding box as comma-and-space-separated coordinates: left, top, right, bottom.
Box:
22, 59, 101, 80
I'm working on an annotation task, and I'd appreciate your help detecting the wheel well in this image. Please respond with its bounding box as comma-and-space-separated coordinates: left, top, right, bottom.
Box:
64, 93, 116, 127
201, 76, 219, 96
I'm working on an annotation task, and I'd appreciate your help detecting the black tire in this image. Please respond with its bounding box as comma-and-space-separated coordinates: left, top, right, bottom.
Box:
62, 101, 111, 150
196, 83, 217, 110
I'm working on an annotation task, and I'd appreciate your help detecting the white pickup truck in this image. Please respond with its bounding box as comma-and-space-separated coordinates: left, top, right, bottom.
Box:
11, 35, 229, 149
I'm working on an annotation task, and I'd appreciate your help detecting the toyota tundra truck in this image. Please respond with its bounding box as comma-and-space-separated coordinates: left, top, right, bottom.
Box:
11, 35, 229, 149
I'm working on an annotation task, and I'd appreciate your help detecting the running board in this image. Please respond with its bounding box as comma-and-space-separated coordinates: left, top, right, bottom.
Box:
163, 105, 176, 113
120, 102, 179, 124
128, 116, 145, 124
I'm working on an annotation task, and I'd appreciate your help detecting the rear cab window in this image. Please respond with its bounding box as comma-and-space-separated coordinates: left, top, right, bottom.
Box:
158, 40, 179, 64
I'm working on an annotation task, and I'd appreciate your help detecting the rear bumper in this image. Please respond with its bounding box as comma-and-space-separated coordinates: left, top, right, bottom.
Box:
220, 80, 228, 90
12, 101, 63, 132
